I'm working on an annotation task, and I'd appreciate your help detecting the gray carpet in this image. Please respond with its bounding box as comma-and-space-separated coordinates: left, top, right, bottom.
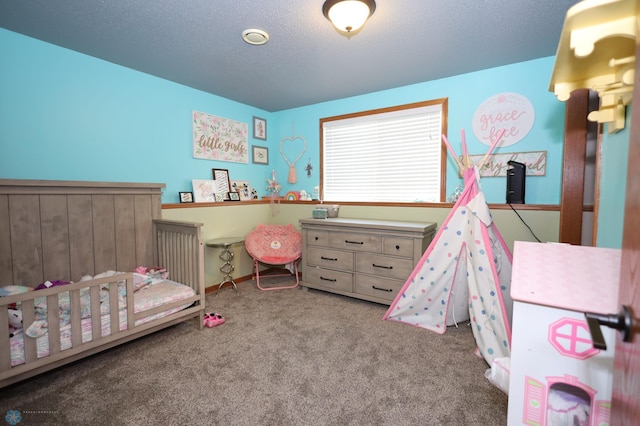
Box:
0, 278, 508, 425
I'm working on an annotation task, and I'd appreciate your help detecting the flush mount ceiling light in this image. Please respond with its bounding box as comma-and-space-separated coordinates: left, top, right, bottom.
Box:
242, 29, 269, 45
322, 0, 376, 34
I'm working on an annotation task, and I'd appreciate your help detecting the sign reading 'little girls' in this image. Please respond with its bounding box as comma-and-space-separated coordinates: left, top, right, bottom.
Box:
193, 110, 248, 163
472, 93, 535, 147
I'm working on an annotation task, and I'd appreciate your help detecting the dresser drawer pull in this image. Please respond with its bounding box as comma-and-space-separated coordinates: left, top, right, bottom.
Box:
321, 256, 338, 261
372, 285, 393, 292
345, 240, 364, 245
320, 276, 337, 282
372, 263, 393, 270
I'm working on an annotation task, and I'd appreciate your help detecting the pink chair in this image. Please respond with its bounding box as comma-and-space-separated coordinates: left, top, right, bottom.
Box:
245, 224, 302, 291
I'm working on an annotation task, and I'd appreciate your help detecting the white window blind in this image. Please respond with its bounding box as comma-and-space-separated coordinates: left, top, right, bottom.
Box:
322, 103, 444, 202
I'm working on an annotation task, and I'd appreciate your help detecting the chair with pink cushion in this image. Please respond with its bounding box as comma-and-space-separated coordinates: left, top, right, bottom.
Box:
244, 224, 302, 290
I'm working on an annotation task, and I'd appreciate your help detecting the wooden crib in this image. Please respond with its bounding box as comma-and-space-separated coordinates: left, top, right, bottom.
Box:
0, 179, 205, 388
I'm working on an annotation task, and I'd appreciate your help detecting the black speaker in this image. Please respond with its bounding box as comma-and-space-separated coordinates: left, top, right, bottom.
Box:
506, 161, 526, 204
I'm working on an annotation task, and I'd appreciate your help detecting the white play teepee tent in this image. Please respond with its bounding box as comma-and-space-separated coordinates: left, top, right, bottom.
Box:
383, 129, 514, 364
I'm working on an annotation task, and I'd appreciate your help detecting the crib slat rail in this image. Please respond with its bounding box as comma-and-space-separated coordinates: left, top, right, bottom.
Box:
0, 179, 206, 388
0, 272, 203, 386
21, 299, 37, 364
153, 219, 205, 314
0, 307, 9, 371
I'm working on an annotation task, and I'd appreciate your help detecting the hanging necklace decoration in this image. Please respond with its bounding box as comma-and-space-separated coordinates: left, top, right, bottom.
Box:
280, 124, 307, 184
305, 158, 313, 178
280, 136, 307, 183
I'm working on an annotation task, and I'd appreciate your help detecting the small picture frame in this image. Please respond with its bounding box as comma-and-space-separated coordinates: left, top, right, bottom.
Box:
231, 180, 252, 201
179, 192, 194, 203
253, 116, 267, 140
252, 145, 269, 165
212, 168, 231, 198
192, 179, 217, 202
227, 192, 241, 201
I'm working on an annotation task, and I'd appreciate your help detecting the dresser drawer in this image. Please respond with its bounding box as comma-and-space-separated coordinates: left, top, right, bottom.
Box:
355, 253, 414, 280
383, 237, 414, 258
330, 232, 381, 253
307, 247, 353, 271
307, 230, 330, 247
355, 275, 403, 302
304, 267, 353, 292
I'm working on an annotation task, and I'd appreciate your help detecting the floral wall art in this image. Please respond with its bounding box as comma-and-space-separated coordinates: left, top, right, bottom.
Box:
193, 110, 248, 163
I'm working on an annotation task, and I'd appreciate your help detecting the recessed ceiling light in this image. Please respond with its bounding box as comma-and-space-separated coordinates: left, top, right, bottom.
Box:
242, 29, 269, 46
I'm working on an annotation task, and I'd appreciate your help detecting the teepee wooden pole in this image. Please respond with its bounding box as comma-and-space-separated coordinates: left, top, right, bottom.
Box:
442, 134, 465, 172
461, 129, 471, 169
478, 128, 506, 170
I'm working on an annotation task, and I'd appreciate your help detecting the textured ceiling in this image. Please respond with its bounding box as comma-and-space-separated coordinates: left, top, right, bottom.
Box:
0, 0, 578, 112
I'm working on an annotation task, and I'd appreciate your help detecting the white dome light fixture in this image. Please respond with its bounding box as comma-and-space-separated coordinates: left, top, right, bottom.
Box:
322, 0, 376, 35
242, 29, 269, 46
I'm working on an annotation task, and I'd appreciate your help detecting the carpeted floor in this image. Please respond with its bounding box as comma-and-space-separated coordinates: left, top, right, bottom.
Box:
0, 278, 508, 425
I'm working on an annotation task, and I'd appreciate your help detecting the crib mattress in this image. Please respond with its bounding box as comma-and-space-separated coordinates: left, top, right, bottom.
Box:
10, 280, 195, 366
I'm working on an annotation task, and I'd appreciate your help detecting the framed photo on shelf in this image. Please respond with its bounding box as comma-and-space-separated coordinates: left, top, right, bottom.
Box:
212, 168, 231, 199
228, 192, 241, 201
252, 145, 269, 165
231, 180, 252, 201
253, 116, 267, 140
179, 192, 194, 203
192, 179, 217, 202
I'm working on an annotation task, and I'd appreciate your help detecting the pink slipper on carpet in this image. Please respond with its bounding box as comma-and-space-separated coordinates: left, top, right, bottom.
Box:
203, 312, 225, 328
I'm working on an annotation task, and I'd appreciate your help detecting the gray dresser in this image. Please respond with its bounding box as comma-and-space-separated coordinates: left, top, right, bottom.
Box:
299, 218, 437, 304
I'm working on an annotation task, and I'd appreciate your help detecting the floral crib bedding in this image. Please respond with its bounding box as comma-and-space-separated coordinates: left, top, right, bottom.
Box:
9, 271, 195, 367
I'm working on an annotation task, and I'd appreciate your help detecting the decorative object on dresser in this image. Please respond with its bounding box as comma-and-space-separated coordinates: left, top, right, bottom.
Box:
315, 204, 339, 218
0, 179, 205, 388
299, 218, 436, 305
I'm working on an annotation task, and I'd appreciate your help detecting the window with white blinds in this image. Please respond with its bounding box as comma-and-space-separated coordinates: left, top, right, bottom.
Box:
321, 99, 447, 203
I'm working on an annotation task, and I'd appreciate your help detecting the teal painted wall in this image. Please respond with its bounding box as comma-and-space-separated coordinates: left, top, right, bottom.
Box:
596, 108, 631, 249
274, 57, 565, 204
0, 28, 274, 203
0, 28, 565, 205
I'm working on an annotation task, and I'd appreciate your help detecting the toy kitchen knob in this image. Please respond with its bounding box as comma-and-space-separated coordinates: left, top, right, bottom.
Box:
584, 305, 633, 350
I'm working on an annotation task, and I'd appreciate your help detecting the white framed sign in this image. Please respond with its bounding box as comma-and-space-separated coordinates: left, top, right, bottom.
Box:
462, 151, 547, 177
472, 92, 535, 147
193, 110, 248, 163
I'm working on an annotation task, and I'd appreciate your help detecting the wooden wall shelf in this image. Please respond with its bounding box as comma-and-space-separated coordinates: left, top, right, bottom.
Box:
549, 0, 637, 132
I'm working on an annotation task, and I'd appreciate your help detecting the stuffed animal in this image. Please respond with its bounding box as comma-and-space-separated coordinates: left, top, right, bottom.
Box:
33, 280, 71, 291
8, 308, 23, 338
